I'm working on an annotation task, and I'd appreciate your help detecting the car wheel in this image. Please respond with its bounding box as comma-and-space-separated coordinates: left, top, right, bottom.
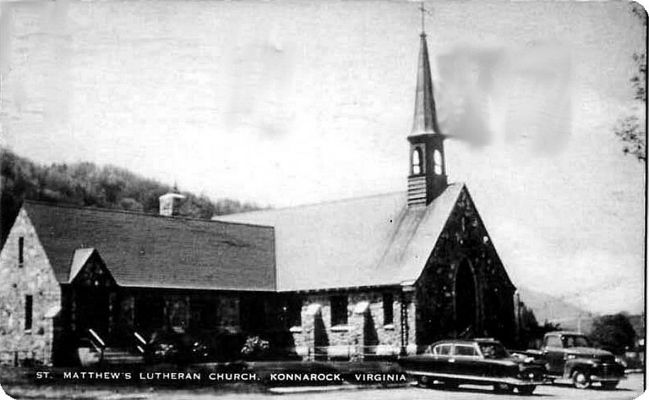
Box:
493, 383, 514, 393
416, 376, 431, 388
517, 385, 536, 395
571, 370, 591, 389
601, 381, 619, 390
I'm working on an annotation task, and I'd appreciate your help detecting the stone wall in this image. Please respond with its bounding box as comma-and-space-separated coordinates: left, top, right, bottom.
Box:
292, 288, 415, 360
0, 209, 61, 366
415, 188, 516, 347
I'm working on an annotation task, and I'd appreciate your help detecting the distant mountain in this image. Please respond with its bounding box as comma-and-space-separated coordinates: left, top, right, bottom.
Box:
627, 313, 646, 339
0, 147, 266, 246
518, 287, 597, 333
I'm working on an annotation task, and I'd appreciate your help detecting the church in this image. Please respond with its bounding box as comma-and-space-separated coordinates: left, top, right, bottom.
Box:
0, 30, 516, 366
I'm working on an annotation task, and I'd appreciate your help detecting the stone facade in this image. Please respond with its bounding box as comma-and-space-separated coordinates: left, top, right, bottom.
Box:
291, 288, 416, 360
415, 188, 516, 346
0, 210, 61, 366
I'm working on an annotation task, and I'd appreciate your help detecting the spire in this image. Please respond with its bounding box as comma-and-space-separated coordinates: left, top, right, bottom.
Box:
411, 33, 441, 135
407, 4, 447, 207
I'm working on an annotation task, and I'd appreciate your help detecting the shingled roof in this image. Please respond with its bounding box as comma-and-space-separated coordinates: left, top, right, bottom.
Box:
214, 183, 466, 291
23, 201, 276, 291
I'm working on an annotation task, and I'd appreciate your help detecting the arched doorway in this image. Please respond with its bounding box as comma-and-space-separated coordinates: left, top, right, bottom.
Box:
455, 260, 477, 337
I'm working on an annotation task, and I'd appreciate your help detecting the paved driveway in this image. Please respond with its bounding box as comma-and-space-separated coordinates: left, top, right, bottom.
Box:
153, 373, 644, 400
3, 372, 644, 399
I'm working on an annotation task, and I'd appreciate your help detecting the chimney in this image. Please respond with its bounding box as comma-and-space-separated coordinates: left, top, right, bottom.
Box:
159, 193, 186, 217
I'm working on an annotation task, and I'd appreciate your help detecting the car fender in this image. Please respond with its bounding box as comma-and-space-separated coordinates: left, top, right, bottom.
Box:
512, 349, 544, 361
563, 358, 597, 378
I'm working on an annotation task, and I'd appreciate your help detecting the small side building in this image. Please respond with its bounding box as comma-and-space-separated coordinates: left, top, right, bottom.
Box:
0, 200, 278, 365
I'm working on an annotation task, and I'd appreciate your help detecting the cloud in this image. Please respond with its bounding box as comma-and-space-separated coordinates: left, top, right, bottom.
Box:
225, 37, 297, 139
436, 42, 573, 154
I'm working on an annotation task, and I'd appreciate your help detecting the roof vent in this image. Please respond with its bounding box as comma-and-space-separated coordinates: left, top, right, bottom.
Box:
159, 193, 186, 217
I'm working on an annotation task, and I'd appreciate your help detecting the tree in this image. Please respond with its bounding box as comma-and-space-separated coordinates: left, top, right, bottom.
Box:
0, 147, 267, 246
517, 301, 561, 348
615, 3, 647, 162
589, 313, 636, 354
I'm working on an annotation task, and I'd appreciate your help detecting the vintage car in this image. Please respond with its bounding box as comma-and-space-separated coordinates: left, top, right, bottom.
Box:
520, 331, 626, 389
398, 338, 548, 395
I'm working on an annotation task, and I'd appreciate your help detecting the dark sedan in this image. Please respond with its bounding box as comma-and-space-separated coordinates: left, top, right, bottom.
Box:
399, 338, 548, 395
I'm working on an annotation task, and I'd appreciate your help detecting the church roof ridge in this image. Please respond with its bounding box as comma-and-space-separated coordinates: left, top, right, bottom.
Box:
217, 190, 406, 218
22, 199, 274, 230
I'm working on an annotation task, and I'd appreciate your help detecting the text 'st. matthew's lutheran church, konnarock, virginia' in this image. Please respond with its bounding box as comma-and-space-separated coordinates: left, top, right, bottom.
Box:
0, 30, 516, 366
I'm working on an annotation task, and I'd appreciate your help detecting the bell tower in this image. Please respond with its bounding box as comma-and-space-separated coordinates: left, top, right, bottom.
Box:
407, 9, 447, 207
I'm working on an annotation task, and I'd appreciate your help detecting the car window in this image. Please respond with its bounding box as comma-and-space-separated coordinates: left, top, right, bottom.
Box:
433, 344, 452, 355
563, 335, 591, 348
478, 342, 509, 359
453, 345, 478, 356
546, 336, 562, 348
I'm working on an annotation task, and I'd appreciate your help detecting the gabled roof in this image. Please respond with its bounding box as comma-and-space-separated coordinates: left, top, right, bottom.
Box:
214, 183, 465, 291
68, 248, 97, 282
23, 201, 276, 291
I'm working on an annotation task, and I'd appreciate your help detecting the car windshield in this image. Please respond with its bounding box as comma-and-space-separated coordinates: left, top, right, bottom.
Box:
478, 342, 509, 359
563, 335, 591, 348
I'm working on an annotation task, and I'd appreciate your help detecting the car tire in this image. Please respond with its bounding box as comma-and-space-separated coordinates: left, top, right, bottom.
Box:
571, 369, 592, 389
416, 376, 431, 388
601, 381, 619, 390
516, 385, 536, 395
493, 383, 514, 393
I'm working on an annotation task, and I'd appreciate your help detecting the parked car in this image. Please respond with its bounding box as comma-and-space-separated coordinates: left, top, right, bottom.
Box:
518, 331, 626, 389
399, 338, 547, 395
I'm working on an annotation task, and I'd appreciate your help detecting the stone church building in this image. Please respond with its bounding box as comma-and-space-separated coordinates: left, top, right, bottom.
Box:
0, 32, 516, 366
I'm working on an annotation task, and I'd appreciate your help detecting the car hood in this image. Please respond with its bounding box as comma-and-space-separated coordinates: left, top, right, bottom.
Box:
566, 347, 613, 357
483, 356, 546, 368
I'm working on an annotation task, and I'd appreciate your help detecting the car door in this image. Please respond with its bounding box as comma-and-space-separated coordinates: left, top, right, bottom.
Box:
431, 343, 454, 375
451, 344, 481, 378
543, 335, 566, 375
402, 344, 448, 375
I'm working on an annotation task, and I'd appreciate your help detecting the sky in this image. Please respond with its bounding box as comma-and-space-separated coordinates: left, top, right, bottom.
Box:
0, 0, 645, 315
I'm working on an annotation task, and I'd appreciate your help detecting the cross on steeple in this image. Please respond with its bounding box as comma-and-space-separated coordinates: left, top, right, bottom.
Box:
419, 2, 432, 35
419, 2, 426, 34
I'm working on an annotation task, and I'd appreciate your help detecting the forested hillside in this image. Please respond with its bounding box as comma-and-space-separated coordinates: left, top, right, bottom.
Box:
0, 148, 264, 245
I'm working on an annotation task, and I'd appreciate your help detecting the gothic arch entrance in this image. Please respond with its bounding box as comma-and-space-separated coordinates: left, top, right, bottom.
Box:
455, 259, 477, 337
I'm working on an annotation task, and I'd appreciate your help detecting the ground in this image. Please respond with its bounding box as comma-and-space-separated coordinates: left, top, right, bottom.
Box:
1, 372, 644, 400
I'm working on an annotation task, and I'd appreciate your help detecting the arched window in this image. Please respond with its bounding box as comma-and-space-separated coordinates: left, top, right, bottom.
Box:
412, 148, 423, 175
433, 149, 443, 175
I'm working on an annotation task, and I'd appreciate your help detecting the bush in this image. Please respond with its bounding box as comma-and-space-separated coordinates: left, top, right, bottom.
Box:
145, 328, 247, 364
241, 336, 270, 359
191, 330, 246, 362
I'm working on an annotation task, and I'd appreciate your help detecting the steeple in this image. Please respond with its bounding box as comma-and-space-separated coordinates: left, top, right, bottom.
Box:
411, 33, 441, 135
407, 4, 447, 207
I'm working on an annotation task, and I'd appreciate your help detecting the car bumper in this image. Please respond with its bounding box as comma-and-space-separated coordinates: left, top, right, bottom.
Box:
590, 364, 626, 382
590, 374, 626, 382
404, 370, 550, 386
